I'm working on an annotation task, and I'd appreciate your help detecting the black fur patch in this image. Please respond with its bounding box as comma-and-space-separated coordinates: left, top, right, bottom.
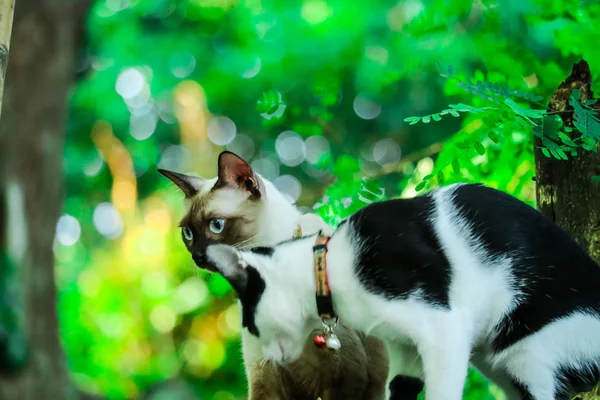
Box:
349, 195, 452, 307
389, 375, 424, 400
249, 246, 274, 256
555, 363, 600, 399
449, 184, 600, 353
511, 380, 534, 400
240, 266, 266, 337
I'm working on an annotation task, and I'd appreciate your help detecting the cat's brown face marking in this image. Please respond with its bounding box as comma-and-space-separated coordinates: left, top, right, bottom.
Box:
178, 188, 262, 270
159, 151, 265, 271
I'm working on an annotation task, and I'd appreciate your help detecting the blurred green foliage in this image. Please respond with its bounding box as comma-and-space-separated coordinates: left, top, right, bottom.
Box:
50, 0, 600, 398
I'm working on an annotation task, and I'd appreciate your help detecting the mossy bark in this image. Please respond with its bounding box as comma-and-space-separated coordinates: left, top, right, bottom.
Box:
534, 60, 600, 265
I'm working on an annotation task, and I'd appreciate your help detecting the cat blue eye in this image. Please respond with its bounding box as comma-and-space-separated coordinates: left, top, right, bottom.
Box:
182, 226, 193, 241
209, 218, 225, 234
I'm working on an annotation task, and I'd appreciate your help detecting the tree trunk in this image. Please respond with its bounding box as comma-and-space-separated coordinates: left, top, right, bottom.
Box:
0, 0, 15, 117
534, 60, 600, 265
0, 1, 87, 398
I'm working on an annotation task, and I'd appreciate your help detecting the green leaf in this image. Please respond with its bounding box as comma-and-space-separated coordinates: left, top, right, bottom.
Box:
557, 131, 576, 147
452, 159, 460, 174
415, 181, 427, 192
504, 98, 545, 123
592, 175, 600, 183
488, 130, 500, 144
570, 89, 600, 141
533, 115, 562, 141
436, 61, 453, 78
455, 141, 469, 150
541, 147, 551, 158
422, 116, 431, 123
449, 103, 486, 114
423, 174, 434, 181
556, 148, 568, 160
257, 90, 284, 116
431, 113, 442, 122
404, 116, 421, 125
474, 142, 485, 155
571, 149, 578, 157
437, 171, 445, 184
549, 147, 561, 160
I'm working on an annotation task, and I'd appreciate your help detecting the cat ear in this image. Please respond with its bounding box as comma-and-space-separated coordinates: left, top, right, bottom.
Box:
206, 244, 249, 296
215, 151, 263, 198
158, 169, 205, 198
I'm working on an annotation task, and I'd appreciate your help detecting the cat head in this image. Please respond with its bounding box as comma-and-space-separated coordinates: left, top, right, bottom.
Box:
158, 151, 268, 271
205, 242, 317, 364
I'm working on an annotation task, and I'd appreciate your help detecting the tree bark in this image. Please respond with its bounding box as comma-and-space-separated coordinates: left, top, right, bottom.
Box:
534, 60, 600, 265
0, 0, 15, 117
0, 1, 88, 398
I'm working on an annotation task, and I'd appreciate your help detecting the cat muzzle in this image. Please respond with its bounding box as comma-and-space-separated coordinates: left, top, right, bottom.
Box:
192, 252, 218, 272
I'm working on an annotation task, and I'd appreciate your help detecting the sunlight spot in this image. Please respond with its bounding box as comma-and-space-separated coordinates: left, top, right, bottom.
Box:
353, 94, 381, 120
78, 270, 101, 298
251, 157, 280, 180
276, 130, 306, 166
199, 340, 226, 370
172, 277, 210, 314
158, 145, 191, 172
149, 305, 176, 333
365, 45, 389, 65
56, 214, 81, 246
242, 56, 262, 79
169, 52, 196, 78
225, 303, 241, 333
116, 68, 145, 99
141, 271, 169, 298
305, 135, 330, 164
226, 134, 255, 161
93, 202, 124, 239
207, 116, 236, 146
523, 73, 539, 88
301, 0, 333, 25
274, 175, 302, 203
373, 138, 401, 165
83, 150, 104, 177
402, 0, 424, 21
130, 113, 158, 141
112, 179, 137, 211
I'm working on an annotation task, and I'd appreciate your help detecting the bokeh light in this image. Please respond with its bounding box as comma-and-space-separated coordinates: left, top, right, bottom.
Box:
207, 116, 237, 146
353, 93, 382, 120
92, 202, 124, 239
55, 214, 82, 246
275, 131, 306, 166
373, 138, 401, 165
305, 135, 330, 164
273, 174, 302, 203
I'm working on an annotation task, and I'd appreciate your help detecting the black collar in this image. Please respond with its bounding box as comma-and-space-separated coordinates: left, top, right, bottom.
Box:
313, 232, 336, 320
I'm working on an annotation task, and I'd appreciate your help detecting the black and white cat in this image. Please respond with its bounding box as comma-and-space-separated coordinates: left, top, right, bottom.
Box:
204, 183, 600, 400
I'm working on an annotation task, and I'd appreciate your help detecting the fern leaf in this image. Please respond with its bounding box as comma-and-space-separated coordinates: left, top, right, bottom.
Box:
449, 103, 486, 114
504, 99, 545, 125
569, 89, 600, 141
403, 116, 421, 125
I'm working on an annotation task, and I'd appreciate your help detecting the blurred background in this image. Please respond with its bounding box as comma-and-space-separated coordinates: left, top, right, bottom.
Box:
0, 0, 599, 399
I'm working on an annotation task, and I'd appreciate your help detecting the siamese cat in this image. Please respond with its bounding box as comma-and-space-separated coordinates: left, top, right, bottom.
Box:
204, 183, 600, 400
159, 151, 390, 400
